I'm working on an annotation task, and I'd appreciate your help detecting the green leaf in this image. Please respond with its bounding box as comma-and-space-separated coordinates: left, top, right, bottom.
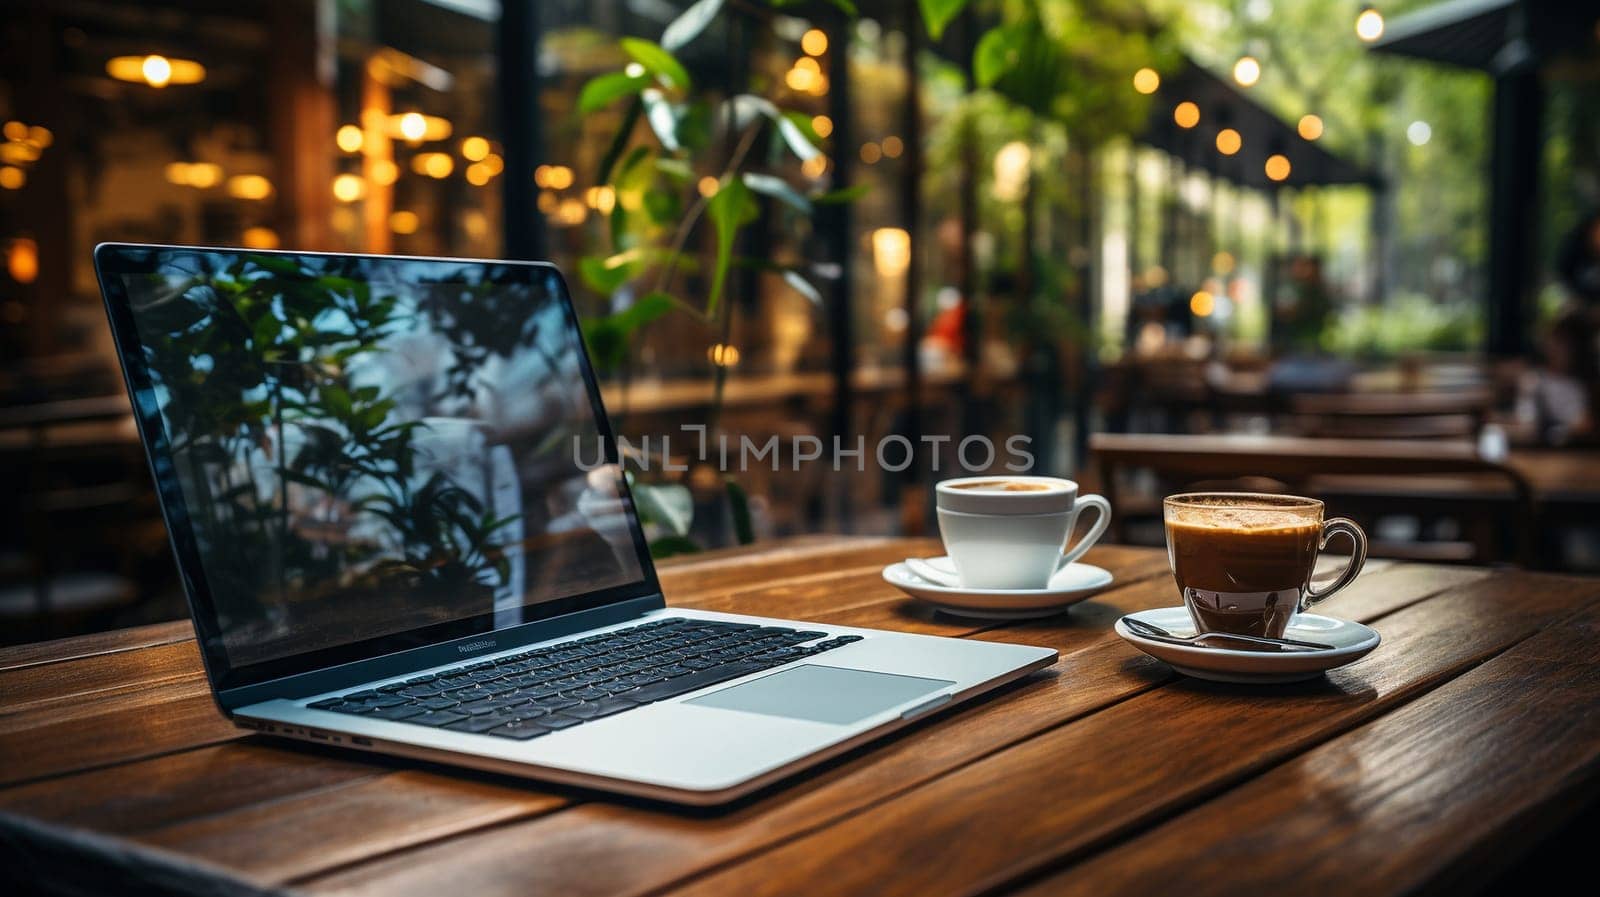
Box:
725, 479, 754, 545
640, 88, 680, 151
974, 26, 1019, 88
705, 176, 756, 320
578, 70, 648, 114
776, 113, 821, 161
252, 314, 281, 348
578, 255, 639, 294
781, 270, 823, 306
809, 184, 869, 205
620, 37, 690, 91
741, 172, 811, 213
918, 0, 967, 40
823, 0, 858, 14
632, 481, 694, 536
616, 290, 677, 332
661, 0, 725, 51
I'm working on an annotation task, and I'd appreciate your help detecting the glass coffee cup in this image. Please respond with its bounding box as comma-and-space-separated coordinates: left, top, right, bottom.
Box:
1163, 493, 1367, 639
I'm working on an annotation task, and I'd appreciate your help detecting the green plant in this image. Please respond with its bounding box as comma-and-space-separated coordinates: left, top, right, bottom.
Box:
574, 0, 860, 555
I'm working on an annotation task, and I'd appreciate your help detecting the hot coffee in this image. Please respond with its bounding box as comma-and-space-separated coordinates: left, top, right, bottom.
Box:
1164, 494, 1366, 638
947, 480, 1052, 492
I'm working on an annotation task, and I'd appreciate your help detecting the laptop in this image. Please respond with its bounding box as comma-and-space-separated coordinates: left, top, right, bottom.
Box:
94, 244, 1055, 804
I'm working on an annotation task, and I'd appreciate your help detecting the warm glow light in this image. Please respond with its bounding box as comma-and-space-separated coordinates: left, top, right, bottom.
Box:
881, 135, 904, 159
554, 198, 587, 226
1232, 56, 1261, 87
1212, 251, 1237, 274
992, 140, 1032, 201
465, 163, 492, 186
165, 161, 223, 188
1356, 8, 1385, 42
872, 227, 912, 278
1189, 290, 1215, 317
1174, 101, 1200, 129
389, 210, 420, 234
7, 238, 38, 283
542, 165, 573, 189
785, 56, 827, 94
0, 143, 40, 164
413, 153, 455, 178
1215, 128, 1242, 155
586, 186, 616, 213
387, 112, 451, 143
143, 55, 172, 87
1, 121, 25, 142
1132, 67, 1160, 94
1297, 114, 1324, 141
860, 142, 882, 164
795, 56, 821, 74
538, 190, 559, 213
336, 124, 364, 153
481, 153, 504, 175
812, 114, 833, 138
226, 174, 273, 200
0, 166, 25, 190
332, 173, 366, 202
370, 159, 399, 186
398, 112, 426, 142
801, 28, 828, 56
1265, 154, 1292, 181
107, 55, 206, 87
28, 126, 51, 148
801, 155, 828, 178
698, 176, 719, 197
461, 136, 490, 161
707, 343, 741, 367
241, 226, 279, 249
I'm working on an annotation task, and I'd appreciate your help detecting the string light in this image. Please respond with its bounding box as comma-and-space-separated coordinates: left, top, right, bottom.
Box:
1174, 102, 1200, 129
460, 136, 490, 161
812, 114, 834, 138
412, 153, 454, 178
1190, 290, 1215, 317
241, 227, 279, 249
801, 28, 828, 56
389, 211, 420, 234
106, 55, 205, 87
1297, 114, 1324, 141
1132, 67, 1160, 94
860, 142, 882, 164
1265, 154, 1291, 181
1232, 56, 1260, 87
1356, 8, 1385, 42
881, 136, 904, 159
0, 166, 23, 190
226, 174, 273, 200
697, 176, 719, 197
1215, 128, 1242, 155
331, 173, 366, 202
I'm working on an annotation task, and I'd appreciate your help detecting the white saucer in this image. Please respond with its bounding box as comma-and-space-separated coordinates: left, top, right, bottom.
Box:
882, 556, 1114, 619
1115, 607, 1381, 683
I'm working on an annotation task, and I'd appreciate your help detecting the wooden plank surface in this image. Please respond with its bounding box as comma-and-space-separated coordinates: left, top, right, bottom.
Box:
1, 536, 1596, 897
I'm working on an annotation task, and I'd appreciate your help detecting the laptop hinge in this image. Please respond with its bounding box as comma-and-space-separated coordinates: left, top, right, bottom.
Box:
215, 594, 664, 712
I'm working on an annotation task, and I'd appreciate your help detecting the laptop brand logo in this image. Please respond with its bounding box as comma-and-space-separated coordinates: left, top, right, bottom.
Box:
457, 638, 498, 654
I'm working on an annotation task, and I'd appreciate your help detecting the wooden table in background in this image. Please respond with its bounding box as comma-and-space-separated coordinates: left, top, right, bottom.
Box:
3, 536, 1599, 896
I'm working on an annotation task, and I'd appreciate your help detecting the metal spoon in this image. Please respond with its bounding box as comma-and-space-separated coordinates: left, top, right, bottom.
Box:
1120, 616, 1335, 652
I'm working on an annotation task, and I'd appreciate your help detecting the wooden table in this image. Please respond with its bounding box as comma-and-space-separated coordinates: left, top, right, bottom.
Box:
4, 536, 1599, 896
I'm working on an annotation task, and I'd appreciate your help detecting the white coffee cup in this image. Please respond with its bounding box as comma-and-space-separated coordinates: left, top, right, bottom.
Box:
935, 476, 1112, 590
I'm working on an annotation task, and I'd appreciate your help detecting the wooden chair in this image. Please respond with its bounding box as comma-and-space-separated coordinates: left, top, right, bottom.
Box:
1091, 432, 1536, 566
1286, 389, 1492, 440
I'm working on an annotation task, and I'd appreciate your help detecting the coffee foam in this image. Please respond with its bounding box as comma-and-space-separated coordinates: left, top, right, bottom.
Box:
1165, 504, 1315, 531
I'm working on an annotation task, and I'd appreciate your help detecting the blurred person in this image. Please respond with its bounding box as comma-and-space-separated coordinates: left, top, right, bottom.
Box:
1273, 255, 1334, 354
1517, 309, 1599, 446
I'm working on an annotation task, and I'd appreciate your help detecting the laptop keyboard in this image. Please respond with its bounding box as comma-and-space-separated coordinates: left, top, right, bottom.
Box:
305, 618, 863, 741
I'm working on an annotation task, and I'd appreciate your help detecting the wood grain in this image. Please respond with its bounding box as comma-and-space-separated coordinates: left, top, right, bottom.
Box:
296, 562, 1462, 897
0, 620, 193, 673
1012, 602, 1600, 897
639, 574, 1598, 897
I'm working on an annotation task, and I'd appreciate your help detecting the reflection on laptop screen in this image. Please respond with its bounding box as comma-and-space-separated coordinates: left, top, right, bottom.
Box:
120, 252, 645, 667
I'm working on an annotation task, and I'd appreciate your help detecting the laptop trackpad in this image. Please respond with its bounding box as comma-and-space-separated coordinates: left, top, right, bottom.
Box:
686, 664, 954, 725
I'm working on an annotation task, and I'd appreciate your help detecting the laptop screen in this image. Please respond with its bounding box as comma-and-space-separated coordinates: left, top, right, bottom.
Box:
98, 247, 656, 688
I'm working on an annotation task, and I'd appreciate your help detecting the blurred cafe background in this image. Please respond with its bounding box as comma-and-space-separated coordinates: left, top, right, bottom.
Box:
2, 0, 1598, 643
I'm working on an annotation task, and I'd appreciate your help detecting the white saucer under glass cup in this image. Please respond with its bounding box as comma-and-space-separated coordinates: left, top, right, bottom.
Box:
1163, 492, 1367, 639
935, 476, 1112, 591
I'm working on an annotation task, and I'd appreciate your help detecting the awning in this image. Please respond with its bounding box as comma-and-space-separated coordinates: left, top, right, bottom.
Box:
1369, 0, 1599, 72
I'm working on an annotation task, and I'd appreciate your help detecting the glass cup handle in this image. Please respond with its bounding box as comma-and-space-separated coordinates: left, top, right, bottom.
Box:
1304, 517, 1367, 609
